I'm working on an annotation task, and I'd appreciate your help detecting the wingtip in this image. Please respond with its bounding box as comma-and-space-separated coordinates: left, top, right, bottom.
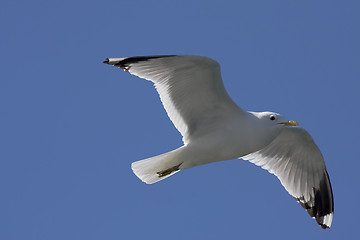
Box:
318, 212, 333, 229
320, 224, 329, 229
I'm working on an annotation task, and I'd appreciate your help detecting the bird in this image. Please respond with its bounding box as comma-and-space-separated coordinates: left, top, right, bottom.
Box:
103, 55, 333, 229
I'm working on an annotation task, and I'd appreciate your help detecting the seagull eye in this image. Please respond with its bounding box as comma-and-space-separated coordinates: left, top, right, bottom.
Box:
270, 115, 276, 121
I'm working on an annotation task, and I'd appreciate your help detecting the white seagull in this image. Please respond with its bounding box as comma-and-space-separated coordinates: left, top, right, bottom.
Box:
103, 55, 333, 229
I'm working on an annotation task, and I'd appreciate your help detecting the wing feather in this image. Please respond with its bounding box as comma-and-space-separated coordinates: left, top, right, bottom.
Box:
104, 55, 243, 144
242, 127, 334, 229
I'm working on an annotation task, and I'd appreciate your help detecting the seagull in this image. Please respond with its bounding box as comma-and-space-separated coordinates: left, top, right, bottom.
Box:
103, 55, 333, 229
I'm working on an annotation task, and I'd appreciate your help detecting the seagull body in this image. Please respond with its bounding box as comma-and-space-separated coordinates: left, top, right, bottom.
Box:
103, 55, 333, 229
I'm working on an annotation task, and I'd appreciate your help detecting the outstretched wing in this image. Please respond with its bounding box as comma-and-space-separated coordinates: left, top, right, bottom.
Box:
104, 55, 243, 144
242, 127, 334, 229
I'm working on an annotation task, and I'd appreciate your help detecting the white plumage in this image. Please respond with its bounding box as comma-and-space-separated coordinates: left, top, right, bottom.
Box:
104, 55, 333, 229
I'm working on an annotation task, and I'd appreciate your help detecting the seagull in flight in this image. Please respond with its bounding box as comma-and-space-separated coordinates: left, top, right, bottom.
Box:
103, 55, 333, 229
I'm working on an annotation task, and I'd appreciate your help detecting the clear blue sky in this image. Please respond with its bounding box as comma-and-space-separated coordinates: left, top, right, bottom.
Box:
1, 0, 359, 239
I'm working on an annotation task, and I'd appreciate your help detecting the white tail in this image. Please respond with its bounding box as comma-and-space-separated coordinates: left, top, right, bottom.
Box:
131, 148, 183, 184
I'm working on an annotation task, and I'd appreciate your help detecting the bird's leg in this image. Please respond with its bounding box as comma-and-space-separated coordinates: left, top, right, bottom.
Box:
157, 163, 182, 177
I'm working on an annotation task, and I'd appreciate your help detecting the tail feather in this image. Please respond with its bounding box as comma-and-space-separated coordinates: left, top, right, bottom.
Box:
131, 150, 182, 184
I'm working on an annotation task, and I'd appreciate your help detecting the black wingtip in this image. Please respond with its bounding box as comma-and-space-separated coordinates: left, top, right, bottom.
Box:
320, 223, 328, 229
119, 55, 176, 66
295, 170, 334, 229
103, 55, 177, 71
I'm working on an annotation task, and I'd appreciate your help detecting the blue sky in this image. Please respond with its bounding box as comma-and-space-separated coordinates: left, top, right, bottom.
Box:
1, 0, 359, 239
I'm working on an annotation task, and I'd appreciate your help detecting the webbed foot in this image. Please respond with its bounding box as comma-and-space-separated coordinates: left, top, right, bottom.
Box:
157, 163, 182, 177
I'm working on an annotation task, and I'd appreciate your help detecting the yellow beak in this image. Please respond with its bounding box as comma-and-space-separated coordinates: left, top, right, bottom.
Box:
281, 120, 299, 126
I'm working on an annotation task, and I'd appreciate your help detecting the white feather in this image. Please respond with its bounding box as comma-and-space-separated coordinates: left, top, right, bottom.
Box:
104, 55, 333, 229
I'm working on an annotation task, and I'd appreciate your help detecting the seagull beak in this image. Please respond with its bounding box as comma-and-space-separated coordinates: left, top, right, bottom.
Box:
280, 120, 299, 126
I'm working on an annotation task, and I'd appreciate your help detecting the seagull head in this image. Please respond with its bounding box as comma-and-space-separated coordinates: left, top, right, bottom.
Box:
251, 111, 299, 128
249, 111, 299, 142
244, 111, 297, 149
